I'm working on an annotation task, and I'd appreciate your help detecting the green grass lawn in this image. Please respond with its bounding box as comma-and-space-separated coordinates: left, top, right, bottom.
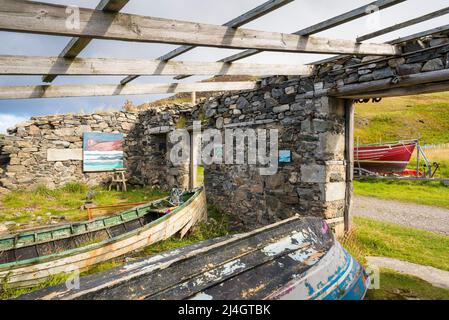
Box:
354, 180, 449, 209
355, 92, 449, 145
342, 217, 449, 300
366, 268, 449, 300
0, 182, 168, 230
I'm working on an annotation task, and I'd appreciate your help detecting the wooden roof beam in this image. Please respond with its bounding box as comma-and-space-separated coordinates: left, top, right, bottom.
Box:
42, 0, 130, 83
0, 55, 314, 76
0, 82, 259, 100
357, 6, 449, 42
0, 1, 400, 56
120, 0, 295, 85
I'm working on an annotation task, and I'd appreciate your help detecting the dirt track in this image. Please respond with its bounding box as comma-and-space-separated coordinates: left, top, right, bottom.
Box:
353, 196, 449, 236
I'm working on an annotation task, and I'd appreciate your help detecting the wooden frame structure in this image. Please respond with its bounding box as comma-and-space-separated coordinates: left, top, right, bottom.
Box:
0, 0, 447, 98
0, 0, 446, 99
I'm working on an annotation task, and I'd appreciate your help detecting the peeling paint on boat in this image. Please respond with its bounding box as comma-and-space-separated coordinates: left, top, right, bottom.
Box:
190, 292, 213, 300
261, 231, 307, 256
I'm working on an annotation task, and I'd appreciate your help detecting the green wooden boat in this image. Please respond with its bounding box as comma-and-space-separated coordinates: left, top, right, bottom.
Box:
0, 187, 207, 288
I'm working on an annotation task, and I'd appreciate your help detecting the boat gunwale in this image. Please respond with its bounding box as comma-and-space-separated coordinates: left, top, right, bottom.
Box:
355, 140, 418, 148
0, 188, 203, 271
0, 198, 168, 248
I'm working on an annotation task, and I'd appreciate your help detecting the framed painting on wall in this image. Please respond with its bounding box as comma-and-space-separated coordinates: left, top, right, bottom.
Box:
83, 132, 124, 172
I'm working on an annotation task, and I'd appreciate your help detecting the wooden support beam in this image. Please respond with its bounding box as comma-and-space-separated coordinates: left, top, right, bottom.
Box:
0, 1, 399, 56
357, 6, 449, 42
42, 0, 129, 83
344, 99, 354, 233
0, 82, 259, 100
176, 0, 405, 79
0, 55, 313, 76
340, 80, 449, 99
311, 23, 449, 66
121, 0, 294, 85
328, 68, 449, 97
389, 24, 449, 44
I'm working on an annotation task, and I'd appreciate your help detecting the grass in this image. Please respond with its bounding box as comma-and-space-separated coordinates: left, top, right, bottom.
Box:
0, 272, 71, 300
197, 165, 204, 186
355, 92, 449, 145
347, 217, 449, 272
365, 268, 449, 300
354, 180, 449, 209
0, 182, 168, 229
341, 216, 449, 299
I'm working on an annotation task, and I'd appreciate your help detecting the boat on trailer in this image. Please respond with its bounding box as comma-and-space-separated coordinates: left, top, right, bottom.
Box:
354, 140, 417, 174
17, 216, 369, 300
0, 187, 207, 289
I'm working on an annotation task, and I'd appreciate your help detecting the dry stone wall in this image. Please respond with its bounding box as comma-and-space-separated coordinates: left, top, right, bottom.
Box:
0, 112, 138, 189
191, 77, 347, 231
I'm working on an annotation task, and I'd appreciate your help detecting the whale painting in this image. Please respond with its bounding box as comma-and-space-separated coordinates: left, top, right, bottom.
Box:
83, 132, 124, 172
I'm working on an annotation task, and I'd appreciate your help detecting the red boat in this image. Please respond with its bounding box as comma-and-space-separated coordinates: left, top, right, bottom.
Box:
354, 140, 417, 174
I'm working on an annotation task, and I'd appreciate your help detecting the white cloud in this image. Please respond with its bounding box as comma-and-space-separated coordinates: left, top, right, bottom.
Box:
0, 114, 28, 134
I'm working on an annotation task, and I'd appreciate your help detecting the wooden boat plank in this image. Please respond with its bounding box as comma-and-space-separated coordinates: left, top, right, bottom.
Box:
81, 219, 318, 300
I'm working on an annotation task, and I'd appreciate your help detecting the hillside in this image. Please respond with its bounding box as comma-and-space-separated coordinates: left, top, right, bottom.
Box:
355, 92, 449, 145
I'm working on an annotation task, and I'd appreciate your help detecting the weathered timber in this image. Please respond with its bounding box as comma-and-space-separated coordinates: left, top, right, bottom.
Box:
341, 80, 449, 99
327, 68, 449, 97
0, 82, 259, 100
357, 6, 449, 42
0, 1, 400, 56
344, 99, 354, 233
42, 0, 129, 83
121, 0, 294, 84
0, 55, 313, 76
390, 24, 449, 44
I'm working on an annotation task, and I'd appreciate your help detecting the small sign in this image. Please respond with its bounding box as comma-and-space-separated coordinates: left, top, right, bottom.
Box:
279, 150, 292, 163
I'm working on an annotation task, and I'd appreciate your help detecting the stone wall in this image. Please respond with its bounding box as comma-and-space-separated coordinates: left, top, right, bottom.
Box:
0, 104, 195, 191
191, 77, 347, 231
0, 112, 138, 189
129, 104, 193, 190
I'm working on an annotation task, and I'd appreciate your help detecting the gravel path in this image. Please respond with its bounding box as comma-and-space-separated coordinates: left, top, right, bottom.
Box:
353, 196, 449, 236
366, 256, 449, 290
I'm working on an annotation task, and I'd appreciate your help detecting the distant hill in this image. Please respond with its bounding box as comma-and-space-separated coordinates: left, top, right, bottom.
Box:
355, 92, 449, 145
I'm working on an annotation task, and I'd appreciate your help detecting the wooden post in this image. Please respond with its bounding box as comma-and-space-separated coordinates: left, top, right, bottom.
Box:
344, 99, 354, 233
191, 91, 197, 105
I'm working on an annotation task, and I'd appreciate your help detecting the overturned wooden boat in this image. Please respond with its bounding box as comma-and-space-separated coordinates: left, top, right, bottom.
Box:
0, 187, 207, 289
18, 216, 369, 300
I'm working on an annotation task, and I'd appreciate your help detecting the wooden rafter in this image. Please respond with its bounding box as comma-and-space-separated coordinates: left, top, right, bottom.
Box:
42, 0, 130, 83
120, 0, 295, 85
357, 6, 449, 42
0, 82, 259, 100
0, 1, 399, 57
175, 0, 406, 79
0, 55, 314, 76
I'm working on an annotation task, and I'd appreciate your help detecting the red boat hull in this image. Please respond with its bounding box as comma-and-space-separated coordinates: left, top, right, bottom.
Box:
354, 142, 416, 174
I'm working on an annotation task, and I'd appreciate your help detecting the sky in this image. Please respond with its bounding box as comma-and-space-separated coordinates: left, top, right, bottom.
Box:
0, 0, 448, 133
